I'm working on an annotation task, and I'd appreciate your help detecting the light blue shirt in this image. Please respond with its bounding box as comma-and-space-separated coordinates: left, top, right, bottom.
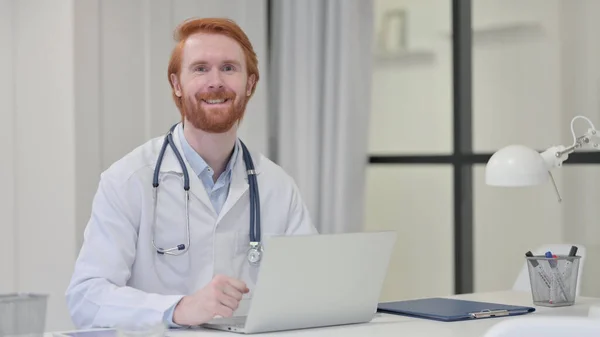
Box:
177, 125, 239, 215
164, 124, 239, 326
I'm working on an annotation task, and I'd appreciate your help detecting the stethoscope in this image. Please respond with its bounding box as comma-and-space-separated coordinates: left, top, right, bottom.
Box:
151, 123, 263, 265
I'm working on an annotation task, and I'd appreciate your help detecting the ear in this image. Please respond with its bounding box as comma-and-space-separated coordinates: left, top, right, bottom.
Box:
170, 73, 182, 97
246, 74, 256, 96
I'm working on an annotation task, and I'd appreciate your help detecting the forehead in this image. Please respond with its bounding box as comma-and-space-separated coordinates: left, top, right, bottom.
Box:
181, 32, 246, 67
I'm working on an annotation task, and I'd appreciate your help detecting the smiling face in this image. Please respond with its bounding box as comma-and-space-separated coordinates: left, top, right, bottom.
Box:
170, 32, 256, 133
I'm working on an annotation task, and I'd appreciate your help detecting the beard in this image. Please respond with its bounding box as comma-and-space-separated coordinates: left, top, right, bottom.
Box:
181, 88, 249, 133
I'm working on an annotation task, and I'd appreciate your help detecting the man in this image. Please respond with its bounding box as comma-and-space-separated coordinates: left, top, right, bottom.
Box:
65, 17, 317, 329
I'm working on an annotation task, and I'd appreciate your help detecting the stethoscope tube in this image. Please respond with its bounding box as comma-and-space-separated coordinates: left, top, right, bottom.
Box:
152, 124, 191, 255
153, 124, 190, 190
240, 141, 260, 244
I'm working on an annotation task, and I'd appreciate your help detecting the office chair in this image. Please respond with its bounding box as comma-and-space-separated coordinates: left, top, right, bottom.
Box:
512, 244, 586, 295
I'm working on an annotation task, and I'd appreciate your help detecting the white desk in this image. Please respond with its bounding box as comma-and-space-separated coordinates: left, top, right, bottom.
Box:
46, 290, 600, 337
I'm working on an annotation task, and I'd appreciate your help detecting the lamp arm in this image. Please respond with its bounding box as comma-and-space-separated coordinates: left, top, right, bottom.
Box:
537, 116, 599, 203
540, 145, 570, 171
540, 115, 600, 170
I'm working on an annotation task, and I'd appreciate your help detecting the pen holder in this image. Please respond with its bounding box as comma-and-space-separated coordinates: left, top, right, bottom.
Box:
526, 255, 581, 307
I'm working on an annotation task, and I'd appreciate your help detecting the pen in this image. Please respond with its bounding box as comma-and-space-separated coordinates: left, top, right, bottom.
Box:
526, 251, 553, 302
569, 245, 578, 257
525, 251, 551, 287
545, 251, 568, 302
525, 251, 552, 291
562, 246, 578, 290
567, 245, 578, 263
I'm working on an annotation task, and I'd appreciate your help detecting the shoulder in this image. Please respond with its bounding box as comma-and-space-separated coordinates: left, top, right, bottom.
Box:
249, 148, 318, 234
251, 150, 295, 184
250, 149, 302, 199
99, 134, 164, 188
258, 155, 293, 182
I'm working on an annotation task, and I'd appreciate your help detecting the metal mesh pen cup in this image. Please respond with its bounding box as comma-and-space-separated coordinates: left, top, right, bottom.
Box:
0, 293, 48, 337
526, 255, 581, 307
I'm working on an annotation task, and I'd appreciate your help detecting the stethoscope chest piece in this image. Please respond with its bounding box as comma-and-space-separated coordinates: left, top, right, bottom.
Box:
247, 242, 263, 265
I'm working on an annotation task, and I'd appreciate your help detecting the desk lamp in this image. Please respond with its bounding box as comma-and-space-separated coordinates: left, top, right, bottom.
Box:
485, 115, 600, 319
485, 116, 599, 202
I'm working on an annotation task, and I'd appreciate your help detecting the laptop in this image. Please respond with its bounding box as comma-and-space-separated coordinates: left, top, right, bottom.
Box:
201, 231, 397, 334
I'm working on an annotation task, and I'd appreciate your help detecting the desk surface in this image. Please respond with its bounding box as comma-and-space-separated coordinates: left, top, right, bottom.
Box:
47, 290, 600, 337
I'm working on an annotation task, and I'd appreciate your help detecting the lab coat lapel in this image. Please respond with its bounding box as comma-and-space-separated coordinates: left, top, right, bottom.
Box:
160, 123, 216, 215
217, 141, 260, 224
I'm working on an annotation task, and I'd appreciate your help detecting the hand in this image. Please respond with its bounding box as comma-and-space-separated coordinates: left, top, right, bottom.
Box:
172, 274, 249, 326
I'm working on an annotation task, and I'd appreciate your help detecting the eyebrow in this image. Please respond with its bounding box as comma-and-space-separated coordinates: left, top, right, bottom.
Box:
188, 60, 242, 68
221, 60, 242, 67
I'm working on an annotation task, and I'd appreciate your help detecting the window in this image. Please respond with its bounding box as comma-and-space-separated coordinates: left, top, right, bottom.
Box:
366, 0, 600, 300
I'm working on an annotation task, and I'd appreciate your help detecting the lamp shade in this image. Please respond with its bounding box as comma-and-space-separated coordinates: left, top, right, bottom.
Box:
485, 145, 549, 186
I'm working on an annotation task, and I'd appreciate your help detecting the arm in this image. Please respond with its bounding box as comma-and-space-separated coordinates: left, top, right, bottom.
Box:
65, 172, 182, 329
284, 181, 319, 235
164, 304, 183, 328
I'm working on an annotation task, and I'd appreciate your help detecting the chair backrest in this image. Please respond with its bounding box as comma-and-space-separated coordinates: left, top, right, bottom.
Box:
484, 316, 600, 337
512, 244, 586, 295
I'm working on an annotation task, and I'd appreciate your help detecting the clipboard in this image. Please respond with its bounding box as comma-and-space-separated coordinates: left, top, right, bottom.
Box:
377, 297, 536, 322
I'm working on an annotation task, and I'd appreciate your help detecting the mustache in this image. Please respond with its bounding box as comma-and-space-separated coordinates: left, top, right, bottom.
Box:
196, 90, 236, 101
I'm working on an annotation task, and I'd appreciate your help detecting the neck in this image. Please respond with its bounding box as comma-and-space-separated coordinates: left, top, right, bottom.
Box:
182, 121, 237, 180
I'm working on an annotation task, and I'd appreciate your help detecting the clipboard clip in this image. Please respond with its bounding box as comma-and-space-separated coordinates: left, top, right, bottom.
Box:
469, 309, 510, 319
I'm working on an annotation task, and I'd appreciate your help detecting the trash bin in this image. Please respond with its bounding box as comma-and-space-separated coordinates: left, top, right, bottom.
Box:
0, 293, 48, 337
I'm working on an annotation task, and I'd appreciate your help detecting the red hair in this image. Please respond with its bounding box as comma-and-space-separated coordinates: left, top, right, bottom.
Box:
168, 17, 260, 113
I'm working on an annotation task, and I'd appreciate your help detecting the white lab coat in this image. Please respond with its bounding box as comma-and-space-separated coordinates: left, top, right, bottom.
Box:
65, 123, 318, 329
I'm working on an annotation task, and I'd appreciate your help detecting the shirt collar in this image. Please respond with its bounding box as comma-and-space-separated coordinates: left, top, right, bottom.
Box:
177, 123, 239, 178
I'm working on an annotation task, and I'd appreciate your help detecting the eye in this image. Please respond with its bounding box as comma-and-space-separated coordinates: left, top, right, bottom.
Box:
222, 64, 236, 72
194, 65, 208, 72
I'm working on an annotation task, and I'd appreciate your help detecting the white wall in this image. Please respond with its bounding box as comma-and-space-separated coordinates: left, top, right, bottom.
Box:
0, 0, 268, 331
559, 0, 600, 297
367, 0, 600, 301
0, 0, 16, 295
0, 0, 78, 331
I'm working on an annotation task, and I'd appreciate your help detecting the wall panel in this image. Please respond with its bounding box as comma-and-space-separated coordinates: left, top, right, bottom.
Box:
0, 0, 16, 294
13, 0, 77, 330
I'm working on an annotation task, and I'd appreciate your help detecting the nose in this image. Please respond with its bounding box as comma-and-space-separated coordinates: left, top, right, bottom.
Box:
207, 69, 224, 91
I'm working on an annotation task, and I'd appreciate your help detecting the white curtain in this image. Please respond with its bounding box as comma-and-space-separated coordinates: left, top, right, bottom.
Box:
270, 0, 374, 234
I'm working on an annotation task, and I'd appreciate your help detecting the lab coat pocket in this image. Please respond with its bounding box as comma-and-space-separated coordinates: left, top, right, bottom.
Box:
233, 231, 280, 292
213, 231, 241, 278
214, 231, 260, 299
152, 250, 192, 292
232, 231, 259, 296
